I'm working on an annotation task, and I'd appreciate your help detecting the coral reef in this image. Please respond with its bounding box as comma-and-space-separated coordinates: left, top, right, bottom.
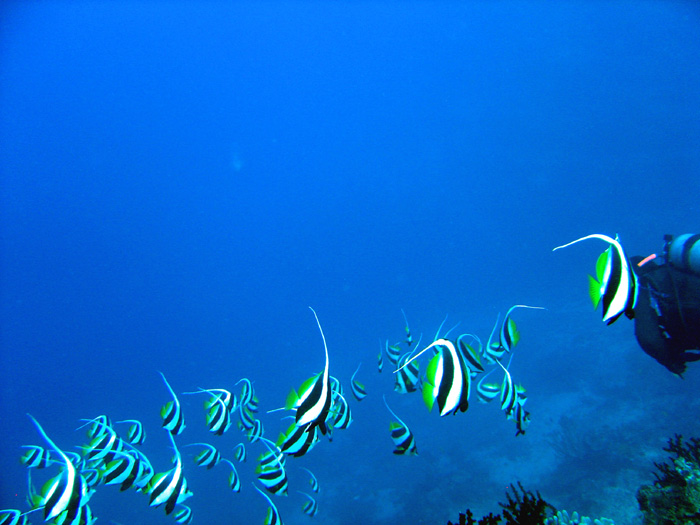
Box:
545, 510, 615, 525
447, 482, 555, 525
637, 434, 700, 525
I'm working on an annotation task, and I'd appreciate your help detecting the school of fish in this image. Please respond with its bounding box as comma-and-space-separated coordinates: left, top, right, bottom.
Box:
1, 234, 640, 525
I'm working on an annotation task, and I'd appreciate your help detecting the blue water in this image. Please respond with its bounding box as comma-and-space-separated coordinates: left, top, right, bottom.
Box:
1, 2, 699, 524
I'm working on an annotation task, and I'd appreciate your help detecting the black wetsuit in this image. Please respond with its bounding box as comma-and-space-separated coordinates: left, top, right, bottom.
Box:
631, 256, 700, 376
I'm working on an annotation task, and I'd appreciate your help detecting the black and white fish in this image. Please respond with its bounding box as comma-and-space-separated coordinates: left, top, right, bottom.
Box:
252, 483, 282, 525
186, 443, 221, 469
350, 363, 367, 401
99, 449, 139, 491
20, 446, 52, 469
115, 420, 146, 446
277, 421, 318, 457
553, 233, 638, 324
27, 414, 90, 522
300, 467, 319, 493
476, 367, 500, 403
146, 432, 191, 515
173, 505, 193, 524
456, 333, 485, 375
286, 307, 332, 434
246, 418, 264, 443
394, 352, 420, 394
159, 373, 185, 436
386, 342, 402, 367
220, 459, 241, 492
0, 509, 33, 525
255, 439, 288, 496
499, 305, 545, 353
233, 443, 246, 463
298, 491, 318, 517
417, 338, 470, 416
495, 357, 516, 417
382, 396, 417, 456
329, 392, 352, 430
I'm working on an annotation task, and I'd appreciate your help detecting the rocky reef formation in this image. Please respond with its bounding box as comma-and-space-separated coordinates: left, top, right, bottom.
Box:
637, 434, 700, 524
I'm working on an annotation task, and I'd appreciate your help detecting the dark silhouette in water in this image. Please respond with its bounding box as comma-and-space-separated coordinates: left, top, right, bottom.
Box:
632, 234, 700, 376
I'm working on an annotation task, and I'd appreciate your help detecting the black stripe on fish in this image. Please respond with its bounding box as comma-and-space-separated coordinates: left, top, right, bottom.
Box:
159, 373, 185, 436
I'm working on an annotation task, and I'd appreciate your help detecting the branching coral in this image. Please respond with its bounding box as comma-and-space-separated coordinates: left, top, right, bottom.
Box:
637, 434, 700, 525
446, 482, 555, 525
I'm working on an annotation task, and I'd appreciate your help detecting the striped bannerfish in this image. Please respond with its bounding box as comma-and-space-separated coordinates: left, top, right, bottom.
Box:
287, 307, 332, 434
554, 233, 638, 324
239, 404, 256, 431
20, 446, 51, 469
382, 396, 417, 455
205, 395, 232, 436
173, 505, 192, 524
159, 373, 185, 436
233, 443, 246, 462
394, 352, 420, 393
115, 420, 146, 446
329, 376, 344, 397
330, 392, 352, 430
298, 491, 318, 517
476, 367, 501, 404
457, 334, 485, 375
247, 394, 260, 413
83, 415, 112, 440
495, 357, 517, 417
220, 459, 241, 492
386, 342, 402, 367
200, 388, 236, 415
300, 467, 320, 493
401, 308, 413, 347
82, 423, 123, 464
277, 422, 319, 457
252, 482, 282, 525
183, 388, 235, 435
499, 305, 546, 353
124, 446, 154, 492
255, 439, 288, 496
420, 339, 470, 416
258, 438, 287, 471
146, 432, 191, 515
52, 503, 95, 525
246, 419, 264, 443
513, 398, 531, 436
208, 388, 237, 413
98, 449, 139, 491
485, 314, 505, 363
81, 468, 100, 488
349, 364, 366, 401
26, 414, 90, 522
237, 378, 256, 410
186, 443, 221, 469
0, 509, 33, 525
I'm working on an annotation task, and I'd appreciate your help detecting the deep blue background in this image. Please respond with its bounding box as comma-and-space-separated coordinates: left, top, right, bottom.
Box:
1, 2, 699, 524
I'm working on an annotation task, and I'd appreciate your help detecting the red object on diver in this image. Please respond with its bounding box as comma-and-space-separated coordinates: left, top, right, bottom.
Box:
638, 253, 657, 267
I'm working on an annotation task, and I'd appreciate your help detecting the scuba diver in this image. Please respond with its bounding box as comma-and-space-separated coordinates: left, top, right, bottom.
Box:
554, 233, 700, 376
